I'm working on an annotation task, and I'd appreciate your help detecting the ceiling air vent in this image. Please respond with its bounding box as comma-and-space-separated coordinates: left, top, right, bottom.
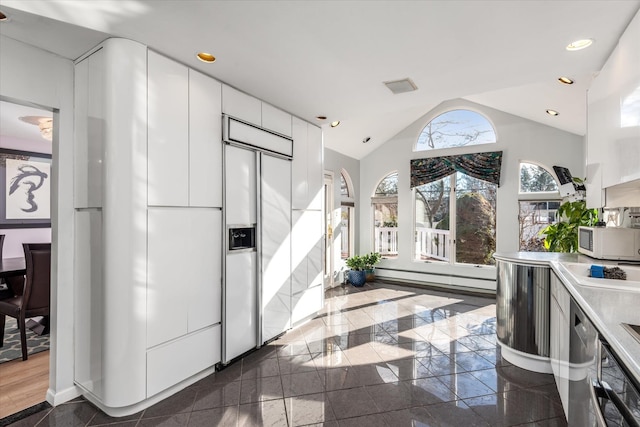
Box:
383, 78, 418, 94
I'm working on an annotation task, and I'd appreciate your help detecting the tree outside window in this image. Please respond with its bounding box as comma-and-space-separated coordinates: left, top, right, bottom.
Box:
518, 162, 561, 251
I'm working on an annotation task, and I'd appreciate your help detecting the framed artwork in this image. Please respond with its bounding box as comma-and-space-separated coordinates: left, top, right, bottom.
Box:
0, 148, 52, 229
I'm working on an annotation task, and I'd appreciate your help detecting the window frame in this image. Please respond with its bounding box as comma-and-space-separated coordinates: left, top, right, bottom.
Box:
414, 108, 498, 152
413, 171, 497, 267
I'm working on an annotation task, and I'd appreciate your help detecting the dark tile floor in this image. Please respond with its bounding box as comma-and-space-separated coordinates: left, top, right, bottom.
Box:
5, 282, 568, 426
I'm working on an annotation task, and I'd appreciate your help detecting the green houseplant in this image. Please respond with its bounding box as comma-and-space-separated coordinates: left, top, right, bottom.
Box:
363, 252, 382, 282
539, 200, 598, 252
345, 255, 367, 287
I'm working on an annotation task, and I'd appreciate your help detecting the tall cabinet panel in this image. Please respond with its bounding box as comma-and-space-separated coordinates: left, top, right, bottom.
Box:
189, 70, 222, 207
291, 209, 323, 324
261, 154, 292, 342
148, 51, 189, 207
74, 38, 149, 408
292, 117, 309, 210
147, 207, 222, 347
307, 124, 323, 211
74, 49, 104, 209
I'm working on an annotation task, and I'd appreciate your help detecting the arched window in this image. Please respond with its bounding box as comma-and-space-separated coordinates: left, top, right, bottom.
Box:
519, 162, 559, 193
416, 109, 496, 151
340, 171, 355, 260
518, 162, 561, 251
372, 172, 398, 258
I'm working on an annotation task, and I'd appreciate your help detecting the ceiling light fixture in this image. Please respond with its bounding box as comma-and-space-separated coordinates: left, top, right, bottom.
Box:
0, 11, 8, 21
19, 116, 53, 141
558, 76, 574, 85
566, 39, 593, 51
546, 109, 559, 116
330, 121, 340, 128
196, 52, 216, 63
362, 137, 371, 144
316, 115, 327, 121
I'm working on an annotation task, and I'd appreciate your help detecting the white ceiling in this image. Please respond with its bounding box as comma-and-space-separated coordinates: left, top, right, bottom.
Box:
0, 100, 53, 153
1, 0, 638, 159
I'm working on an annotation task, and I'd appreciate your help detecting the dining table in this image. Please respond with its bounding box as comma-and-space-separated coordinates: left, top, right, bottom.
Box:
0, 257, 26, 279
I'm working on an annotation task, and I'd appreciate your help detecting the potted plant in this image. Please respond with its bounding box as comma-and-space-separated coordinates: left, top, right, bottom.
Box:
539, 200, 598, 252
345, 255, 367, 287
363, 252, 382, 282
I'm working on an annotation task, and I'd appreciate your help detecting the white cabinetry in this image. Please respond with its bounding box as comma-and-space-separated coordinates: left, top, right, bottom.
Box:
148, 52, 189, 207
148, 51, 222, 208
586, 10, 640, 207
189, 70, 223, 207
74, 40, 223, 414
291, 210, 324, 324
222, 84, 292, 137
290, 116, 324, 323
292, 117, 323, 210
147, 208, 222, 348
550, 272, 570, 418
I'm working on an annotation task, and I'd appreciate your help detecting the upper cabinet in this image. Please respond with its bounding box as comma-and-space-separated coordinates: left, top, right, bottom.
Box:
148, 52, 189, 207
74, 48, 104, 209
189, 69, 223, 207
587, 10, 640, 207
292, 117, 323, 210
222, 84, 292, 137
148, 51, 222, 207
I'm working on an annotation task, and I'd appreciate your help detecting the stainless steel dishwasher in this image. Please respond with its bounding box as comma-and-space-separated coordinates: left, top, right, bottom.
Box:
568, 299, 640, 426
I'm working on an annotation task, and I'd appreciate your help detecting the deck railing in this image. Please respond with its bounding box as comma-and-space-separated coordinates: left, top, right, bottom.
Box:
374, 227, 398, 256
415, 227, 450, 261
373, 226, 450, 261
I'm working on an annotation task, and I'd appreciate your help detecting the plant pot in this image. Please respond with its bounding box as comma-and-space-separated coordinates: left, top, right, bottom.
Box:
365, 268, 375, 282
348, 270, 366, 287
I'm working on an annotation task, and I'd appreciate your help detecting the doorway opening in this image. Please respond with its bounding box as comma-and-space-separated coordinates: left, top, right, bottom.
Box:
0, 98, 54, 419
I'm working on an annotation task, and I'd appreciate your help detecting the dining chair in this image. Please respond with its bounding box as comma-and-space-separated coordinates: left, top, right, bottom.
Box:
0, 243, 51, 361
0, 234, 4, 260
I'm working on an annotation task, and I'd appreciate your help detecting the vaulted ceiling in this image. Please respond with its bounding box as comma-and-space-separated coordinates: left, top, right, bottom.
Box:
1, 1, 639, 159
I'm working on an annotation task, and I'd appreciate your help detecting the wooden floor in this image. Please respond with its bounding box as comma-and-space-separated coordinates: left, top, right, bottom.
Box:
0, 350, 49, 419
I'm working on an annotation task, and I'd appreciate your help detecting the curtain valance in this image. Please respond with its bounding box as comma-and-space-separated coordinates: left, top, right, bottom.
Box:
410, 151, 503, 188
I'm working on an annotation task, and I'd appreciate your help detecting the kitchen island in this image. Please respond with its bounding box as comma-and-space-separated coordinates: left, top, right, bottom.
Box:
495, 251, 640, 424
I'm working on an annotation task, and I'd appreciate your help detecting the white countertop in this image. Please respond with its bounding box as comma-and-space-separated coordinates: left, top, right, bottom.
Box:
495, 252, 640, 386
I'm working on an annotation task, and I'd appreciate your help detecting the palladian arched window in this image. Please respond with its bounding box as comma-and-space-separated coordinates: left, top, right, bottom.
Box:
416, 109, 496, 151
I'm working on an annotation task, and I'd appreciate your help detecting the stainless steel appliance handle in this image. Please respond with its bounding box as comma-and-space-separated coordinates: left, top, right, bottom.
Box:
589, 378, 608, 427
601, 381, 640, 427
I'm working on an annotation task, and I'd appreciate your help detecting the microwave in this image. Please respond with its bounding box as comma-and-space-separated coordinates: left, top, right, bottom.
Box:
578, 226, 640, 261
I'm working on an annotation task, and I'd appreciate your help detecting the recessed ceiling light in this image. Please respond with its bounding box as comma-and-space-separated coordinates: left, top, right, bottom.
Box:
196, 52, 216, 63
330, 121, 341, 128
362, 137, 371, 144
0, 10, 8, 21
558, 76, 574, 85
566, 39, 593, 51
316, 115, 327, 121
546, 109, 559, 116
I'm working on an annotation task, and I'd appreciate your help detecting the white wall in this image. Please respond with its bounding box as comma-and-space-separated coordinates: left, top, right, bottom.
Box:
359, 98, 585, 291
0, 35, 78, 405
324, 148, 360, 283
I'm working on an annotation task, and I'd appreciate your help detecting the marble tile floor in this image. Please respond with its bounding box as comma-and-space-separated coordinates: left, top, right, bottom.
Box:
5, 282, 567, 426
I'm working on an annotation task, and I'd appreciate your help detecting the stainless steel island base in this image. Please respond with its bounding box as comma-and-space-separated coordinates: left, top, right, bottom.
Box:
495, 255, 553, 373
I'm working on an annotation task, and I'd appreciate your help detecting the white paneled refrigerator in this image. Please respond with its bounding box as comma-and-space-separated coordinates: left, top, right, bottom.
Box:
223, 117, 292, 364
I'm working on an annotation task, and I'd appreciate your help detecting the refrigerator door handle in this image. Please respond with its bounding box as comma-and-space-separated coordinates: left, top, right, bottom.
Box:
256, 151, 263, 347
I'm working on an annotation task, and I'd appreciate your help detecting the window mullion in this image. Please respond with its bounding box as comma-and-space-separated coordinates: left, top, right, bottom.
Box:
450, 174, 457, 265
